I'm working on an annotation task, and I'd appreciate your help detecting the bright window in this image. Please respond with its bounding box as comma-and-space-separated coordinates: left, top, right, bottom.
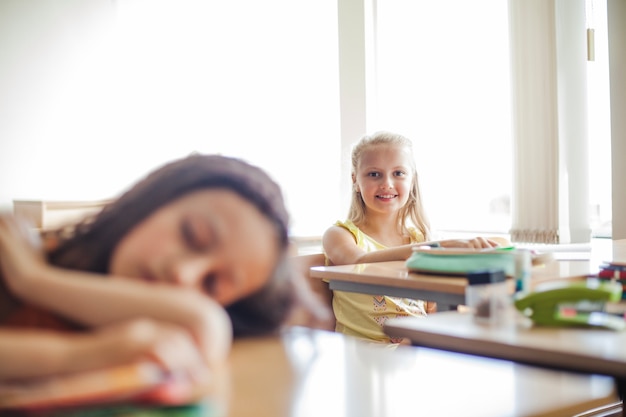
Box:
0, 0, 341, 238
372, 0, 611, 238
372, 0, 513, 235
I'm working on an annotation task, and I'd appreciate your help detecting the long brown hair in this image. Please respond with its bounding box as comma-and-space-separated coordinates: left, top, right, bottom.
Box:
46, 154, 295, 337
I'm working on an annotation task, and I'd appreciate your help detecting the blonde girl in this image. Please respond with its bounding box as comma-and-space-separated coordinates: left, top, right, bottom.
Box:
323, 131, 497, 342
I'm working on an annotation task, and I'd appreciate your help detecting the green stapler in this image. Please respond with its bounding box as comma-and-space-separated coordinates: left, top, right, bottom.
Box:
514, 278, 624, 330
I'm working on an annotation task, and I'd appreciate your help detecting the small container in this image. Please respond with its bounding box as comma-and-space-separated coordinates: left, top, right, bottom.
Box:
514, 249, 532, 293
466, 270, 509, 325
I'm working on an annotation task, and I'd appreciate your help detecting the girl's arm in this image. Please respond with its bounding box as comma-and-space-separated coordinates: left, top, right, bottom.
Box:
9, 266, 231, 364
322, 226, 501, 266
0, 319, 209, 380
0, 214, 231, 366
322, 226, 415, 265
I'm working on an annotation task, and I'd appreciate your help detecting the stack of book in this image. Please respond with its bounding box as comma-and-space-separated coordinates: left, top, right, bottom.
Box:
598, 261, 626, 300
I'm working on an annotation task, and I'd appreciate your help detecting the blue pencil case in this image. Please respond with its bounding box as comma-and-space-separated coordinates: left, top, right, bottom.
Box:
405, 248, 516, 276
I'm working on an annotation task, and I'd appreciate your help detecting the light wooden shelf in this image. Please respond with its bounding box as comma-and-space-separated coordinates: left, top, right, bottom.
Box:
13, 199, 111, 231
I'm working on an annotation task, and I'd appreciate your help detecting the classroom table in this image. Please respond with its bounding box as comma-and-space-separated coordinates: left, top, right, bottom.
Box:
6, 327, 620, 416
383, 311, 626, 413
309, 239, 626, 310
225, 327, 620, 417
310, 260, 467, 310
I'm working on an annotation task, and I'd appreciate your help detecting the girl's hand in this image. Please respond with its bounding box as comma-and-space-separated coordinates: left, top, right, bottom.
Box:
86, 318, 212, 383
0, 213, 47, 297
438, 237, 500, 249
70, 291, 232, 372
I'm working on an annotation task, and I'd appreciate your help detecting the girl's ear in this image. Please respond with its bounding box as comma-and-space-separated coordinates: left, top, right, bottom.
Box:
351, 174, 359, 193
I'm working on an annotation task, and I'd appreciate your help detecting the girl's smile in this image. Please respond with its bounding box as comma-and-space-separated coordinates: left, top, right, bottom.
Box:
376, 194, 398, 201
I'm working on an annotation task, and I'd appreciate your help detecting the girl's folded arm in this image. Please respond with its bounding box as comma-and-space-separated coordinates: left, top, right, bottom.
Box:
0, 326, 156, 380
0, 329, 78, 380
0, 317, 215, 381
8, 264, 232, 365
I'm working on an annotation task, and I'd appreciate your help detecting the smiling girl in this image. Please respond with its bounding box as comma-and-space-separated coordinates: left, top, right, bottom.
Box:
322, 131, 498, 342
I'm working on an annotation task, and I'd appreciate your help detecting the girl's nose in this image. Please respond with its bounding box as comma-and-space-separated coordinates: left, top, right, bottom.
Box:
381, 175, 394, 188
170, 255, 214, 288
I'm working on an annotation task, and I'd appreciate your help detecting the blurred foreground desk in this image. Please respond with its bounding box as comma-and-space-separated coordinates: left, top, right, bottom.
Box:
227, 327, 619, 417
13, 328, 618, 416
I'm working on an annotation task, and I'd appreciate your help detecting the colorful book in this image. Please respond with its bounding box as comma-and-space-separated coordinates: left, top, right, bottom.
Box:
0, 362, 208, 415
598, 269, 626, 279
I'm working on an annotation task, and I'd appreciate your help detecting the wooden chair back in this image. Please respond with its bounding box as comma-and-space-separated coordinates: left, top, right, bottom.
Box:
286, 253, 335, 331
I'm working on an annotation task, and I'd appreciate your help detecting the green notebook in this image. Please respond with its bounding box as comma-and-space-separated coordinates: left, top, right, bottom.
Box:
405, 248, 516, 276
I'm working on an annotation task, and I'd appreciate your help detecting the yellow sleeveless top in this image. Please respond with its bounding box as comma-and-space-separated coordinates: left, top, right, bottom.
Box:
329, 220, 428, 343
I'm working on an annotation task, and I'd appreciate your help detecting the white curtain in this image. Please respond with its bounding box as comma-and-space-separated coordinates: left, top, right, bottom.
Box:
508, 0, 591, 243
608, 0, 626, 240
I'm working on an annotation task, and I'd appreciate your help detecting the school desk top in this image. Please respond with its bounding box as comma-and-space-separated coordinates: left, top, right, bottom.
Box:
384, 310, 626, 403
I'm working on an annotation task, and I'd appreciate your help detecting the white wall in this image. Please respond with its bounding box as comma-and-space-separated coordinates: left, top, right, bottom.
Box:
0, 1, 121, 206
0, 0, 341, 237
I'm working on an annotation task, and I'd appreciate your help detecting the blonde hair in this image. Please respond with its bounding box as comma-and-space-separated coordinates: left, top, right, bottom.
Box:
347, 131, 431, 240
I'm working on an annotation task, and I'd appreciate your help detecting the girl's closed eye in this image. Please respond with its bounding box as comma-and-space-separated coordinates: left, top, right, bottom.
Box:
181, 215, 216, 251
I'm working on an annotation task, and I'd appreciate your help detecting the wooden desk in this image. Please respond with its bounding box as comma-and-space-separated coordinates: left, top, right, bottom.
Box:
310, 239, 626, 310
9, 328, 618, 416
226, 327, 619, 417
310, 261, 467, 310
384, 311, 626, 406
